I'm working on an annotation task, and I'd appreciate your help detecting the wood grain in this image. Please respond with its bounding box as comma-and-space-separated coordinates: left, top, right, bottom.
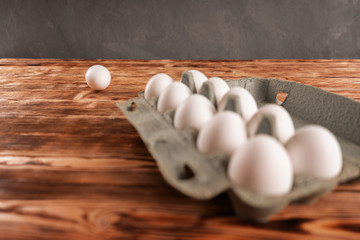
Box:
0, 59, 359, 240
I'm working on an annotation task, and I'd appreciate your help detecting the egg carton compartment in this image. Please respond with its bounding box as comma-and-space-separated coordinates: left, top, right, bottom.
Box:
117, 76, 360, 222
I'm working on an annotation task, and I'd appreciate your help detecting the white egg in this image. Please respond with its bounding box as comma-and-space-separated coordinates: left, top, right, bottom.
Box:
188, 70, 208, 92
197, 111, 247, 155
157, 82, 191, 113
174, 94, 216, 130
285, 125, 342, 179
228, 135, 293, 195
218, 87, 258, 122
85, 65, 111, 90
207, 77, 230, 104
247, 104, 294, 144
144, 73, 173, 100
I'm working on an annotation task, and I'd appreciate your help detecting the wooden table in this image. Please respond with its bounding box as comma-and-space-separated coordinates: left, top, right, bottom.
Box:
0, 59, 359, 239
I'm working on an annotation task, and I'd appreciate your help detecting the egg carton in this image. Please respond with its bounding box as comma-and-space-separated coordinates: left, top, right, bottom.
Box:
117, 75, 360, 222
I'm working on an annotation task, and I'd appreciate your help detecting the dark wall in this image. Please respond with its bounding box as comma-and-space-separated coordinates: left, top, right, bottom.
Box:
1, 0, 360, 59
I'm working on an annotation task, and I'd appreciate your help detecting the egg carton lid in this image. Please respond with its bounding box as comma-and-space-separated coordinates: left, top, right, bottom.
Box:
117, 76, 360, 222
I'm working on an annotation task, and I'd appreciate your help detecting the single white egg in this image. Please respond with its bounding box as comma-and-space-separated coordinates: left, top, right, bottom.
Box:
188, 70, 208, 92
228, 135, 293, 195
285, 125, 342, 179
218, 87, 258, 122
174, 94, 216, 130
85, 65, 111, 90
144, 73, 173, 100
157, 82, 191, 113
247, 104, 294, 144
207, 77, 230, 104
197, 111, 247, 155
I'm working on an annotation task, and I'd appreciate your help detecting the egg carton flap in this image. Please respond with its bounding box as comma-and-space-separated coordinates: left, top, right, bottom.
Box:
117, 77, 360, 221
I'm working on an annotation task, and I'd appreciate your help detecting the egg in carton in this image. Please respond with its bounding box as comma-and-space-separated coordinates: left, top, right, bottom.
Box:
117, 72, 360, 222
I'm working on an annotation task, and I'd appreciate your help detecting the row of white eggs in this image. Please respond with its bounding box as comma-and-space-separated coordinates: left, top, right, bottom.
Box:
144, 71, 343, 196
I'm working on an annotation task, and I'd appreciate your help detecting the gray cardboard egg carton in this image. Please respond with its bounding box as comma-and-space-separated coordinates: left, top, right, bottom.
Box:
117, 73, 360, 222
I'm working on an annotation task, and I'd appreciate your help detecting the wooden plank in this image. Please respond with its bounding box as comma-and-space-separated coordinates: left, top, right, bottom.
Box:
0, 59, 359, 239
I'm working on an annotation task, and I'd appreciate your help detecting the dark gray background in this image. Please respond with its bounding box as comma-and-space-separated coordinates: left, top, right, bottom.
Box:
1, 0, 360, 59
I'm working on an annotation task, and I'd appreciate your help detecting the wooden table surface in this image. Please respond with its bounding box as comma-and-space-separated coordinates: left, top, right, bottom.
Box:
0, 59, 359, 240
